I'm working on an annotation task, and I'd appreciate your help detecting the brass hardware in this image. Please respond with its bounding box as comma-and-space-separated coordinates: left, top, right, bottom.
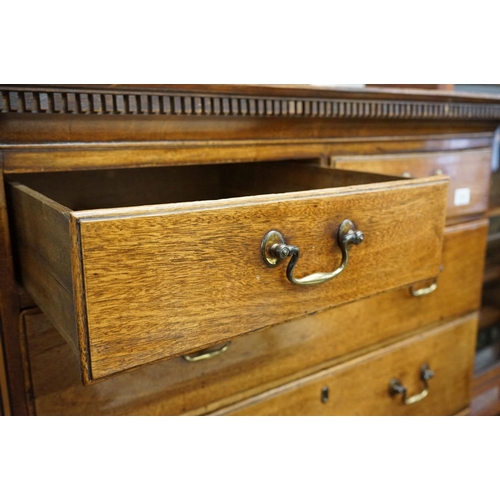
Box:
410, 280, 438, 297
402, 172, 413, 178
261, 220, 364, 287
183, 342, 231, 362
434, 168, 444, 175
321, 386, 329, 404
389, 364, 434, 405
260, 230, 287, 267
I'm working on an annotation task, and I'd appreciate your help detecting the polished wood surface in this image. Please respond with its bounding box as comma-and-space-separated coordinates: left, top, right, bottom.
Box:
2, 136, 493, 175
9, 161, 397, 210
1, 84, 499, 415
3, 84, 500, 111
0, 329, 8, 415
21, 221, 486, 416
8, 183, 75, 348
0, 165, 25, 415
221, 314, 478, 416
1, 85, 500, 176
11, 168, 447, 382
332, 149, 492, 221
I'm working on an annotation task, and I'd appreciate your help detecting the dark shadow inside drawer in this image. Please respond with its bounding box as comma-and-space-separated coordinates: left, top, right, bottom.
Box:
8, 160, 399, 211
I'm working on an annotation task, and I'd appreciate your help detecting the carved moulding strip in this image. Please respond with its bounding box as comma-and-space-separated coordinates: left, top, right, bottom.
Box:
1, 89, 500, 120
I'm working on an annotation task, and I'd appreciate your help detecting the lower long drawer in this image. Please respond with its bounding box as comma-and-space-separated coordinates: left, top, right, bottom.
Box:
220, 314, 477, 416
21, 221, 486, 416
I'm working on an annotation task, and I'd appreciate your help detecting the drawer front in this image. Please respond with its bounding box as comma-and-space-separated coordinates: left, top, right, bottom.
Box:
77, 178, 446, 381
10, 169, 448, 383
24, 221, 486, 416
332, 149, 492, 220
221, 314, 478, 416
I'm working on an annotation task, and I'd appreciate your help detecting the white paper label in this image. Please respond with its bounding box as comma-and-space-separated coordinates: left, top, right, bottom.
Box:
454, 188, 471, 207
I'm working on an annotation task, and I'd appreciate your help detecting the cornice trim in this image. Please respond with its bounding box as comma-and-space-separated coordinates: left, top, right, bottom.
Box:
2, 88, 500, 120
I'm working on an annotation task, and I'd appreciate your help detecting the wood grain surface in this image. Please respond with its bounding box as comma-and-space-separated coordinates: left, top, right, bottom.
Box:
0, 162, 27, 415
8, 183, 76, 352
2, 136, 493, 175
2, 84, 497, 415
219, 314, 478, 416
332, 149, 492, 220
9, 164, 448, 382
76, 175, 447, 381
0, 114, 496, 149
5, 83, 500, 104
21, 220, 487, 416
0, 326, 8, 415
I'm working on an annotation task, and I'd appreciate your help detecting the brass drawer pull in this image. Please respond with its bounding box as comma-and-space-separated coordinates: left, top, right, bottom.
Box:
261, 220, 364, 286
410, 280, 438, 297
183, 342, 231, 362
389, 364, 434, 405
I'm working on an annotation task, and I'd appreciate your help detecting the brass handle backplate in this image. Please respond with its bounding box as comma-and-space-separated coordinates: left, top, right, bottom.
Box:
183, 342, 231, 363
389, 364, 434, 406
261, 219, 364, 287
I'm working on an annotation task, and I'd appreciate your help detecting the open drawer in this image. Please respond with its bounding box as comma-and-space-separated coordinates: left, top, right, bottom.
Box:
7, 160, 448, 384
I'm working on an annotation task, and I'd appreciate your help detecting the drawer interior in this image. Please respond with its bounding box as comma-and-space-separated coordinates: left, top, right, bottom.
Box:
8, 160, 400, 211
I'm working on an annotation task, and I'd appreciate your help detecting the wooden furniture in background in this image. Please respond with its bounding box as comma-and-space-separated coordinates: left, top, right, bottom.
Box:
1, 84, 499, 416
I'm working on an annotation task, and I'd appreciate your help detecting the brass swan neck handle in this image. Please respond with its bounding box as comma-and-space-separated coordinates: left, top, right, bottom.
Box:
261, 220, 364, 287
389, 364, 435, 406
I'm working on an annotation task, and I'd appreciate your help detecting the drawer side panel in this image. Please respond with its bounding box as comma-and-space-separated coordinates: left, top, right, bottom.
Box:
8, 183, 77, 352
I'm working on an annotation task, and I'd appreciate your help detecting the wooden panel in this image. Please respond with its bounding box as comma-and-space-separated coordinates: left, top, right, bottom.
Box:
6, 83, 500, 104
8, 164, 223, 211
332, 149, 492, 220
8, 183, 77, 352
1, 136, 494, 175
0, 324, 9, 415
0, 113, 496, 147
221, 315, 478, 416
0, 163, 28, 415
221, 162, 399, 198
9, 162, 392, 212
76, 176, 447, 381
5, 83, 500, 102
22, 220, 487, 416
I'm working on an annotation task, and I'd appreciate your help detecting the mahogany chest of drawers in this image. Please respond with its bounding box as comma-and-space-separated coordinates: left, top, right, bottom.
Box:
0, 84, 499, 416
